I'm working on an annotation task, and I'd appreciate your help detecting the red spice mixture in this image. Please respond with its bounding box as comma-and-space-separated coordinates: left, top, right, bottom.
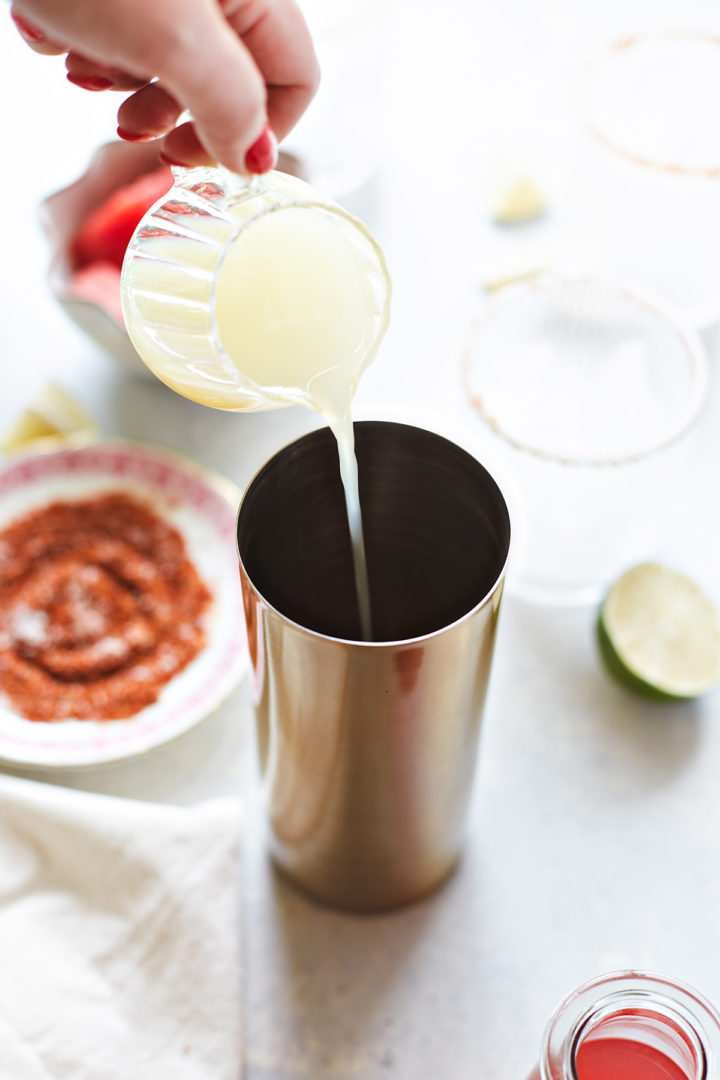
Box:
0, 493, 211, 722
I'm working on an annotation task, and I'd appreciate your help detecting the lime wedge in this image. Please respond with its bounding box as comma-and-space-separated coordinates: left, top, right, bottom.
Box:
482, 264, 546, 293
2, 384, 97, 455
492, 175, 547, 225
598, 563, 720, 700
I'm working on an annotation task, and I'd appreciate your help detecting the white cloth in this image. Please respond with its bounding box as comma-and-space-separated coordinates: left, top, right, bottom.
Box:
0, 775, 242, 1080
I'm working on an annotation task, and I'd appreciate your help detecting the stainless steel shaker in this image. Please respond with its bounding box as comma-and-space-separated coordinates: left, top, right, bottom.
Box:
237, 421, 510, 911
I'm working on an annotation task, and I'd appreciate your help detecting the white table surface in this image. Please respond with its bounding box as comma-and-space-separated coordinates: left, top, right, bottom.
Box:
2, 0, 720, 1076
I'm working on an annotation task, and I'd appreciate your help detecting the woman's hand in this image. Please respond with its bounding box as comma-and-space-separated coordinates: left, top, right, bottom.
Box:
9, 0, 320, 172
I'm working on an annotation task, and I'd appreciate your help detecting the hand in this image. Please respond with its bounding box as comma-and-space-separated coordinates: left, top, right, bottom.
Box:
9, 0, 320, 173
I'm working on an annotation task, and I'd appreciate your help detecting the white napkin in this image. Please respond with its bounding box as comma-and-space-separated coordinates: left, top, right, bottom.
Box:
0, 774, 242, 1080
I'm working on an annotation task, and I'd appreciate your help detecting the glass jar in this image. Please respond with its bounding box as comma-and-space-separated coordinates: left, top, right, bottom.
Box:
120, 166, 390, 411
529, 971, 720, 1080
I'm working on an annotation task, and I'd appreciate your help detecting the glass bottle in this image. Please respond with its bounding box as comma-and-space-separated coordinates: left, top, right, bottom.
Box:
529, 971, 720, 1080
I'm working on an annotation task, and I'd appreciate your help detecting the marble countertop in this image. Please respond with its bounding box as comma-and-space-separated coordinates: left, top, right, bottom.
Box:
2, 0, 720, 1075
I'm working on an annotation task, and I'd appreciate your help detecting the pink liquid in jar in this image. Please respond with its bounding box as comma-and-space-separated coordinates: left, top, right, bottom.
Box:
575, 1012, 697, 1080
530, 1010, 699, 1080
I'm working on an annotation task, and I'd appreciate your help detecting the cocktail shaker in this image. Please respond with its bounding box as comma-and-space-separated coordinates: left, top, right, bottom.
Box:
237, 421, 510, 911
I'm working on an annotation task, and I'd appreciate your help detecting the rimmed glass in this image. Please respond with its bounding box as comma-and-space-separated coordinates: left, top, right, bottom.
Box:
463, 274, 709, 605
577, 31, 720, 326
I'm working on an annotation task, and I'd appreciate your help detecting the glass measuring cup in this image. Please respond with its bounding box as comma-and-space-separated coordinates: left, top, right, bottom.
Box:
120, 166, 391, 410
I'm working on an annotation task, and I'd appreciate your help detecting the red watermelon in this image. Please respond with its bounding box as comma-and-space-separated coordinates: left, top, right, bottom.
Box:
71, 166, 173, 270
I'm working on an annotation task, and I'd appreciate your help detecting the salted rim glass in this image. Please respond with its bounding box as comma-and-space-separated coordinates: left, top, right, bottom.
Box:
577, 32, 720, 328
462, 275, 708, 468
581, 30, 720, 178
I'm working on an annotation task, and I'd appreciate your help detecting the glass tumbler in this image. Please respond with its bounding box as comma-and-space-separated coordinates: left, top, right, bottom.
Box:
528, 971, 720, 1080
576, 31, 720, 326
120, 166, 390, 410
463, 275, 709, 605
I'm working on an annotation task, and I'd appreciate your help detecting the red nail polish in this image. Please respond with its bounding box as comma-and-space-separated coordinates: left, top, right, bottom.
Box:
11, 12, 44, 41
159, 151, 190, 168
117, 126, 156, 143
67, 74, 114, 91
244, 124, 278, 174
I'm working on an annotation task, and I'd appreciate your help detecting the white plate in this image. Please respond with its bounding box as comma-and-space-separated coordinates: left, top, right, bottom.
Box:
0, 441, 247, 769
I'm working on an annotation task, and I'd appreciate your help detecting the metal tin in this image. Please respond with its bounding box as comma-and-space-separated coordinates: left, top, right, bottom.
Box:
238, 421, 510, 911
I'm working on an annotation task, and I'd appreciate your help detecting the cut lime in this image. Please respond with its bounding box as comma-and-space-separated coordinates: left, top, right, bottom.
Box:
491, 175, 547, 225
598, 563, 720, 700
1, 384, 97, 455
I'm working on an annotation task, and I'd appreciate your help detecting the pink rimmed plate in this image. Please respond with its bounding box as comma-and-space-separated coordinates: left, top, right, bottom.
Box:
0, 441, 247, 769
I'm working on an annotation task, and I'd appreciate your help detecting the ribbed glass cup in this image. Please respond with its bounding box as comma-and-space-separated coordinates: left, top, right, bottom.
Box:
121, 167, 390, 410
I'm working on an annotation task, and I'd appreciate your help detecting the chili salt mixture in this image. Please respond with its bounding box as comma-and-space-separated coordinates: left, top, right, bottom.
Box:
0, 493, 211, 722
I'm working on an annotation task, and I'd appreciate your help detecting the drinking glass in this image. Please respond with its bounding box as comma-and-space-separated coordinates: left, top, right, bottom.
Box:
577, 31, 720, 326
463, 275, 708, 606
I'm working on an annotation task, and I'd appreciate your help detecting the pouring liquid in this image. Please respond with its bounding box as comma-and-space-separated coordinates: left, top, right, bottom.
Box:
126, 202, 381, 639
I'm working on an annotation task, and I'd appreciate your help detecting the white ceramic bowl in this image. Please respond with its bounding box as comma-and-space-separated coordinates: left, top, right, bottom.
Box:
0, 440, 248, 768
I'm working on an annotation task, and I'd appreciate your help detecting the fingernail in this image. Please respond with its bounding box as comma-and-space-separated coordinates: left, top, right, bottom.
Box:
67, 74, 114, 91
117, 126, 156, 143
159, 151, 190, 168
244, 124, 278, 175
11, 12, 44, 41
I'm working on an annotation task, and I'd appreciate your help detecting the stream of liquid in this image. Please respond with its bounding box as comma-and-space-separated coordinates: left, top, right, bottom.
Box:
124, 202, 383, 639
326, 409, 372, 640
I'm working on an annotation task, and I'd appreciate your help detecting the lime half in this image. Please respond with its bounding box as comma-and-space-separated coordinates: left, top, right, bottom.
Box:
598, 563, 720, 700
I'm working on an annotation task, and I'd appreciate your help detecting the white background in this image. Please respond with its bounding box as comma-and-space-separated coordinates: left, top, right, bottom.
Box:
2, 0, 720, 1076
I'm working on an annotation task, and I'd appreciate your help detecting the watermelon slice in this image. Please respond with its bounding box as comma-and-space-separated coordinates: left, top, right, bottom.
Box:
71, 166, 173, 270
